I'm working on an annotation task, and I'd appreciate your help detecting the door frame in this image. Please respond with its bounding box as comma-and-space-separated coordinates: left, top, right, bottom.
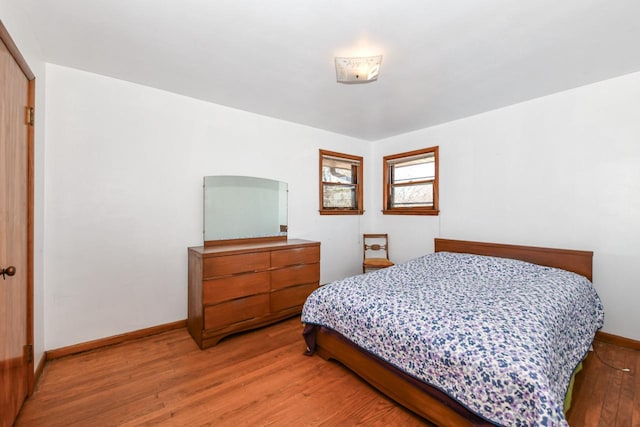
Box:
0, 20, 35, 394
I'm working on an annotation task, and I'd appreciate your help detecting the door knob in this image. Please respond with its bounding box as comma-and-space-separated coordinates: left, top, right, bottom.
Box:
1, 266, 16, 280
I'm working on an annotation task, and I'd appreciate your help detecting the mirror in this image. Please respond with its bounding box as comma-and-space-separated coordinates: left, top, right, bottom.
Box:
203, 176, 288, 243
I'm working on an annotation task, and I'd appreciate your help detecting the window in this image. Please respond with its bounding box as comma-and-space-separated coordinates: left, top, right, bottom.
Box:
319, 149, 363, 215
383, 146, 439, 215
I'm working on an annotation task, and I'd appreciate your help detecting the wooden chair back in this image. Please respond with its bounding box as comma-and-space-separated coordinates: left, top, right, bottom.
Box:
362, 234, 394, 273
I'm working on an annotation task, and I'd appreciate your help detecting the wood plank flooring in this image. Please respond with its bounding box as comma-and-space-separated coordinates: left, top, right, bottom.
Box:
15, 318, 639, 426
568, 339, 639, 426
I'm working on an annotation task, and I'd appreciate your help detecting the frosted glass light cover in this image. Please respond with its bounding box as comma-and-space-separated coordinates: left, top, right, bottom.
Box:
335, 55, 382, 83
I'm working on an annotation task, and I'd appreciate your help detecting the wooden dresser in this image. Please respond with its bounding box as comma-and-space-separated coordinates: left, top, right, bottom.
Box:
188, 238, 320, 348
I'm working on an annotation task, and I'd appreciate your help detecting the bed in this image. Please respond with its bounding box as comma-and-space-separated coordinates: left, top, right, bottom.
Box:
301, 238, 604, 426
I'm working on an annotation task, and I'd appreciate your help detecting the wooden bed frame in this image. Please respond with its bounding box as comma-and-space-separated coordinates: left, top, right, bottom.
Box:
310, 238, 593, 427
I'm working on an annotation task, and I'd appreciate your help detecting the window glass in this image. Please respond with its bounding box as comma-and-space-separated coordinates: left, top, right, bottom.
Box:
393, 159, 435, 183
322, 158, 357, 184
391, 182, 433, 208
323, 185, 356, 209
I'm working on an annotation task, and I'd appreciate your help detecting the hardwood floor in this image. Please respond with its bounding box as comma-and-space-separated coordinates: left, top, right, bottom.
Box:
16, 318, 425, 426
15, 318, 639, 426
567, 339, 640, 426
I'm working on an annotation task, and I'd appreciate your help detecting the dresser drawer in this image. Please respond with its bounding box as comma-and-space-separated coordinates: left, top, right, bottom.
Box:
270, 283, 318, 312
203, 271, 270, 305
271, 263, 320, 290
204, 294, 269, 330
271, 245, 320, 268
203, 252, 270, 278
188, 240, 321, 348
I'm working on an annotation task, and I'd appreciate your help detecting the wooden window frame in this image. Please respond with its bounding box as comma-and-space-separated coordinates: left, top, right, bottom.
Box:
382, 146, 439, 216
319, 149, 364, 215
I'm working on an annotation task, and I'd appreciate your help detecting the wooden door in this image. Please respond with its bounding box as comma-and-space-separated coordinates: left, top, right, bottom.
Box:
0, 22, 35, 427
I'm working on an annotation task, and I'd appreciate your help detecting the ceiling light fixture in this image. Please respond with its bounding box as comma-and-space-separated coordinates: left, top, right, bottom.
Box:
335, 55, 382, 84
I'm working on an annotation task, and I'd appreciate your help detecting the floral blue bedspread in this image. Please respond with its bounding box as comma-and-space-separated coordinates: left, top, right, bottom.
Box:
301, 252, 604, 426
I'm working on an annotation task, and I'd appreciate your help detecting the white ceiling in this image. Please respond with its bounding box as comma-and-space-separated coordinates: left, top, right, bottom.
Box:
17, 0, 640, 140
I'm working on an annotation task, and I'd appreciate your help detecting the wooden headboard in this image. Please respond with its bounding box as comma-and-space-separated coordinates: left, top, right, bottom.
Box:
434, 238, 593, 281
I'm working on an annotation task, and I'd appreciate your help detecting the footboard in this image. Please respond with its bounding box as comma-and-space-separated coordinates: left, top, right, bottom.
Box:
307, 325, 490, 427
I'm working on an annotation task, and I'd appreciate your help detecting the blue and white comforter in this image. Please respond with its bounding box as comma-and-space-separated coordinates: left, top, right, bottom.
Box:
302, 252, 604, 426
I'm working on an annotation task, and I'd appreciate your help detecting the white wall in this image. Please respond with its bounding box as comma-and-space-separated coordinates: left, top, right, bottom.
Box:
40, 62, 640, 348
43, 64, 369, 349
374, 71, 640, 341
0, 4, 47, 367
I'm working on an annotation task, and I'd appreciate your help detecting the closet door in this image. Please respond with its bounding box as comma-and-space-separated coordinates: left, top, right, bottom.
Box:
0, 22, 34, 427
